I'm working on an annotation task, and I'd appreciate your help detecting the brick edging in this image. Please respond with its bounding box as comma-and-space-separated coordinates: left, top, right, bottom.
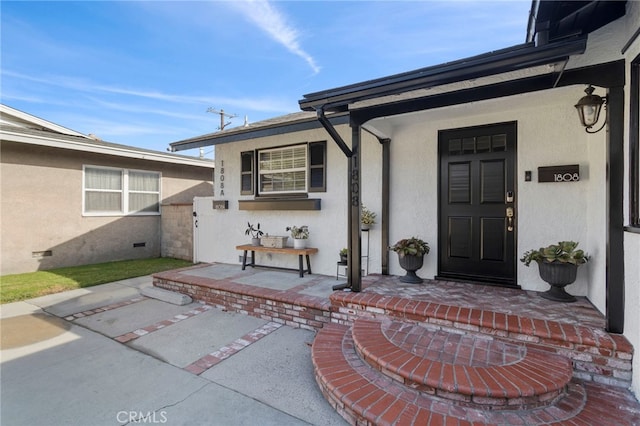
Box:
352, 317, 572, 408
330, 292, 633, 388
153, 272, 332, 331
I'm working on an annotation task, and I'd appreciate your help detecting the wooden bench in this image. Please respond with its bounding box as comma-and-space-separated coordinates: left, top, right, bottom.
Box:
235, 244, 319, 277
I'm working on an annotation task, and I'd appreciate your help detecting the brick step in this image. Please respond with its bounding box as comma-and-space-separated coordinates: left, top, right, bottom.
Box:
312, 323, 640, 426
330, 291, 634, 387
352, 317, 572, 409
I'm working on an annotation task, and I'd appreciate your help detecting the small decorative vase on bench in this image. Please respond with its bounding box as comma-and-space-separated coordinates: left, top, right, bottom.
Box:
286, 225, 309, 250
245, 222, 264, 247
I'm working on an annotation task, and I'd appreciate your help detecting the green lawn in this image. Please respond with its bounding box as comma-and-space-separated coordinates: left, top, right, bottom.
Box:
0, 257, 192, 304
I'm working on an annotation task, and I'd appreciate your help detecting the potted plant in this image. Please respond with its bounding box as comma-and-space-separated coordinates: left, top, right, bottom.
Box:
286, 225, 309, 249
245, 222, 264, 246
361, 204, 376, 230
339, 248, 348, 264
520, 241, 589, 302
390, 237, 430, 283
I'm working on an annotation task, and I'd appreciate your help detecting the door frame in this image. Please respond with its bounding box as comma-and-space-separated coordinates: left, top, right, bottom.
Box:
436, 121, 518, 287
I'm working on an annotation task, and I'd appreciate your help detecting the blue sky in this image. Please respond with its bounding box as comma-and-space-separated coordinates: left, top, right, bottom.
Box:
2, 1, 531, 157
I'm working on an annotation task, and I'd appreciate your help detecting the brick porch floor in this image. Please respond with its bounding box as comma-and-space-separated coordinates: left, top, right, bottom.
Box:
153, 263, 640, 425
152, 263, 604, 330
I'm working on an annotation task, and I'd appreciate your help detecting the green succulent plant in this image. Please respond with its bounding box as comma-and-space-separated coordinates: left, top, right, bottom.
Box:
286, 225, 309, 239
361, 204, 377, 225
390, 237, 430, 256
520, 241, 589, 267
245, 222, 264, 239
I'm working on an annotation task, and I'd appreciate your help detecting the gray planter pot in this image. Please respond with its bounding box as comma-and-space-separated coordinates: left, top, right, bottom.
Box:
537, 261, 578, 302
398, 253, 424, 284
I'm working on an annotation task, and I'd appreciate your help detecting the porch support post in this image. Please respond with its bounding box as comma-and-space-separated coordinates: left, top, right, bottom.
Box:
606, 85, 625, 334
348, 125, 362, 291
381, 138, 391, 275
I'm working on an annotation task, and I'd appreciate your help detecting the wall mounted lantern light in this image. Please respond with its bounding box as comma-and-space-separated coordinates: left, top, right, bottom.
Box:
574, 85, 607, 133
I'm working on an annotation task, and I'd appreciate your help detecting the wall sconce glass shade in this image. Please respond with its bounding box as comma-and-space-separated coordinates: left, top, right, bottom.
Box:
575, 85, 606, 131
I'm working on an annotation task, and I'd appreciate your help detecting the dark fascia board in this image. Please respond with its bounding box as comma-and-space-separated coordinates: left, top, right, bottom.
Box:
298, 38, 587, 113
530, 1, 627, 43
539, 0, 626, 40
171, 113, 349, 152
350, 60, 624, 125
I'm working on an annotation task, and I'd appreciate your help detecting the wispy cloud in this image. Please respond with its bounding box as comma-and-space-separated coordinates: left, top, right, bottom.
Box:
230, 0, 320, 74
2, 69, 295, 113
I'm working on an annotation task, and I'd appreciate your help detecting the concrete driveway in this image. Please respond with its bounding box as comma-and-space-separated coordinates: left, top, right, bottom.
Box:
0, 276, 346, 426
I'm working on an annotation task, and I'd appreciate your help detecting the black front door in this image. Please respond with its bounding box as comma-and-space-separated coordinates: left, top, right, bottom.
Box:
438, 122, 517, 286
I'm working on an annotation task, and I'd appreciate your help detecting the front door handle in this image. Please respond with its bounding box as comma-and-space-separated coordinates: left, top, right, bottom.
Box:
506, 207, 514, 232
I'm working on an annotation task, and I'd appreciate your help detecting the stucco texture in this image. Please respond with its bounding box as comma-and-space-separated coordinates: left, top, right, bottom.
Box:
0, 142, 212, 274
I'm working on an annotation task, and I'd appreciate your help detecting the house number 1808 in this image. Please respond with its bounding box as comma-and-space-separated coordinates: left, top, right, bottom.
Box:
554, 173, 579, 182
219, 160, 225, 196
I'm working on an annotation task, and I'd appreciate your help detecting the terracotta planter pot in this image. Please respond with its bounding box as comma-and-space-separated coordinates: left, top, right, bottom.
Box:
398, 253, 424, 284
537, 262, 578, 302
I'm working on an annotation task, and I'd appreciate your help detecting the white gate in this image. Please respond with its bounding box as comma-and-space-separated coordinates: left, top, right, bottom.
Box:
193, 197, 217, 263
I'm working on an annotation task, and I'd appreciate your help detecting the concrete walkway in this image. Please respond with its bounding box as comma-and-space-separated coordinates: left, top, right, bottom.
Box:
0, 276, 346, 426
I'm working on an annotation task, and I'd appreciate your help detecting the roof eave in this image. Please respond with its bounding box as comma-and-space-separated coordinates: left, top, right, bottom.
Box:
298, 38, 587, 113
170, 112, 349, 152
2, 127, 214, 168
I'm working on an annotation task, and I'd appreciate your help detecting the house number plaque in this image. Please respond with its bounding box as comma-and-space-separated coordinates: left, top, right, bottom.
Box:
219, 159, 225, 196
538, 165, 580, 183
212, 200, 228, 210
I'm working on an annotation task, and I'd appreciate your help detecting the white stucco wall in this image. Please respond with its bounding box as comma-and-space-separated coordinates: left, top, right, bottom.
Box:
210, 125, 382, 277
376, 86, 607, 309
626, 233, 640, 397
210, 86, 609, 308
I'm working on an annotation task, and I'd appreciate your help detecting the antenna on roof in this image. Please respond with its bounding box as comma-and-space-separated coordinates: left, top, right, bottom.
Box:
207, 107, 237, 130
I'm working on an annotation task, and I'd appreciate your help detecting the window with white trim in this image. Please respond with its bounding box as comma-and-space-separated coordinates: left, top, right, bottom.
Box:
84, 166, 161, 215
259, 144, 308, 194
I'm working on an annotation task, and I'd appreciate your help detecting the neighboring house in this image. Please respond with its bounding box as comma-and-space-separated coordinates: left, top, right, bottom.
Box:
170, 1, 639, 396
1, 104, 214, 274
